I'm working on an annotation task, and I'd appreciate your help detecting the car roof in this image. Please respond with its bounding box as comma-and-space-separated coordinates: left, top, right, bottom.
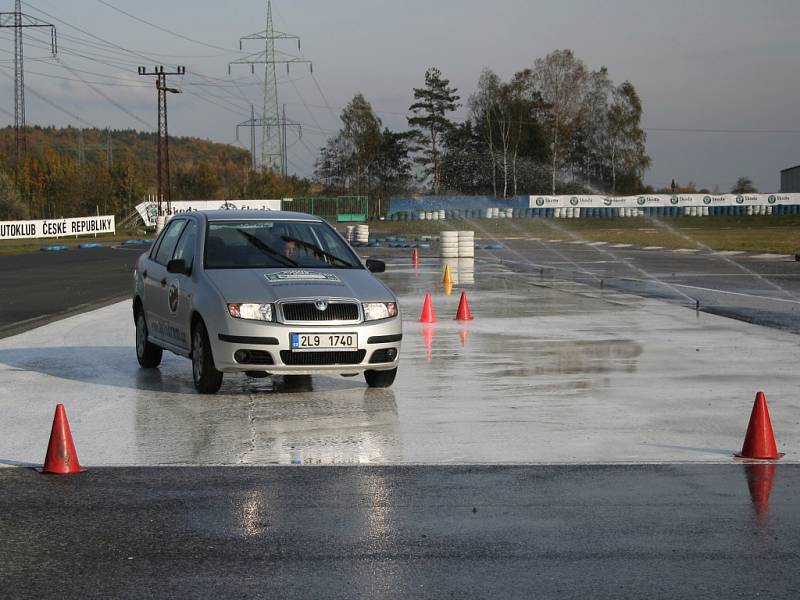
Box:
192, 210, 324, 222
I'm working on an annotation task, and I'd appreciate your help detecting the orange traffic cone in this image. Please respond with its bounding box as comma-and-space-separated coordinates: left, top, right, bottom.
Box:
419, 291, 436, 323
736, 392, 783, 460
744, 463, 777, 521
38, 404, 86, 474
454, 292, 474, 321
443, 281, 453, 296
442, 263, 453, 285
412, 248, 420, 266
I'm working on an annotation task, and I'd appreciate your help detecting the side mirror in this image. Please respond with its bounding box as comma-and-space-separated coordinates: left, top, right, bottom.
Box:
167, 258, 190, 275
366, 259, 385, 273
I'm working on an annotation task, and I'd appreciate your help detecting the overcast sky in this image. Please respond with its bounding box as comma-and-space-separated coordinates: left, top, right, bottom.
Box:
2, 0, 799, 192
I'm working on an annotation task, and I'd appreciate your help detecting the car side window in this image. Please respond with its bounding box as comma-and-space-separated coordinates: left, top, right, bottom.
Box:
172, 220, 197, 267
153, 220, 186, 266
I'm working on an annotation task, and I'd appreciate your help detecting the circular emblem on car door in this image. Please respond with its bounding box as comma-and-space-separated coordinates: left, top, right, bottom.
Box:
314, 299, 329, 311
168, 281, 180, 314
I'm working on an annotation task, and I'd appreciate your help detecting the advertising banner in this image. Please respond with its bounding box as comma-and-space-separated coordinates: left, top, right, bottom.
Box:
0, 215, 116, 241
529, 194, 800, 209
134, 199, 282, 227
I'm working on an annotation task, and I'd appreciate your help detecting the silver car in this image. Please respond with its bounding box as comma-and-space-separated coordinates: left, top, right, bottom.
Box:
132, 210, 401, 393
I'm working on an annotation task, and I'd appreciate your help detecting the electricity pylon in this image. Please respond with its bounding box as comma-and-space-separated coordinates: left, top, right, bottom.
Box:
229, 0, 311, 173
0, 0, 57, 167
236, 103, 301, 176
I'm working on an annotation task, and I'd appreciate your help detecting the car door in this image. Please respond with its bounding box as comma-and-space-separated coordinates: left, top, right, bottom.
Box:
163, 219, 198, 351
144, 218, 186, 347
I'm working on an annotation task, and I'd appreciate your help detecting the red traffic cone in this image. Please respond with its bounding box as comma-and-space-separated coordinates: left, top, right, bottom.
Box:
744, 463, 777, 520
736, 392, 783, 460
412, 247, 420, 266
454, 292, 474, 321
38, 404, 86, 474
419, 291, 436, 323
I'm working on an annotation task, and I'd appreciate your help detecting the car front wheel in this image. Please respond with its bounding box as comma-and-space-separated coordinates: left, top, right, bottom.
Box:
135, 310, 163, 368
364, 367, 397, 388
191, 320, 223, 394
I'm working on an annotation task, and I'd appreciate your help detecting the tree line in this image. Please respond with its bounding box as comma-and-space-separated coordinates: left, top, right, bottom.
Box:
0, 126, 310, 221
315, 48, 652, 207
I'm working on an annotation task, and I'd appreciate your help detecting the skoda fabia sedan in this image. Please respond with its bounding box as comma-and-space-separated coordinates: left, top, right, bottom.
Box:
132, 210, 401, 393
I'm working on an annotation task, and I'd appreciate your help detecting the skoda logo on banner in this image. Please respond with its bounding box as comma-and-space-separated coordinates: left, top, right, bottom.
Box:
703, 196, 712, 205
569, 197, 579, 206
768, 195, 777, 204
735, 195, 744, 204
637, 197, 646, 206
670, 197, 679, 205
535, 197, 545, 207
603, 198, 612, 206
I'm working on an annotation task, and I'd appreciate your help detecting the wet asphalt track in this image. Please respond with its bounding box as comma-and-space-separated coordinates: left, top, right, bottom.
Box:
0, 246, 142, 339
493, 239, 800, 332
1, 465, 799, 599
3, 239, 800, 598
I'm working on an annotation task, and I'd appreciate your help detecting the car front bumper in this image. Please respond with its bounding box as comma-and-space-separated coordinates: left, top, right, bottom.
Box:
209, 315, 402, 375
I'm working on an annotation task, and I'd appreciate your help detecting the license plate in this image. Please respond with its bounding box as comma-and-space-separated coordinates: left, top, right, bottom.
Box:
291, 333, 358, 351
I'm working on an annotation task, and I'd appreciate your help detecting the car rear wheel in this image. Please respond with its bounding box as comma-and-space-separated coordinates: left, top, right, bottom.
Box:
135, 310, 163, 368
191, 320, 223, 394
364, 367, 397, 388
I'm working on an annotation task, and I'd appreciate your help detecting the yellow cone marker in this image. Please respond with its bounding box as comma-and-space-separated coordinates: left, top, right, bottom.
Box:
442, 263, 453, 285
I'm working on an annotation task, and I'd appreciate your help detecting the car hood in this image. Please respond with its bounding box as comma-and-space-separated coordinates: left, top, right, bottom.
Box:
204, 267, 395, 303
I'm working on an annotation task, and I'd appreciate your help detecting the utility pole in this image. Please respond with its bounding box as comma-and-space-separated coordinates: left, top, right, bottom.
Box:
0, 0, 57, 168
236, 103, 300, 174
77, 129, 85, 166
106, 128, 113, 168
137, 65, 185, 219
229, 0, 311, 173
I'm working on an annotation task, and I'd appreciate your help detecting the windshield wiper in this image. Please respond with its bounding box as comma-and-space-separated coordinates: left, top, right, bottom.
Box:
281, 236, 355, 268
236, 229, 299, 267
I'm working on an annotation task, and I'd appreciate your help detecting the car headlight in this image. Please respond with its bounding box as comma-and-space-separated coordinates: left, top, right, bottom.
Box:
227, 303, 274, 322
363, 302, 398, 321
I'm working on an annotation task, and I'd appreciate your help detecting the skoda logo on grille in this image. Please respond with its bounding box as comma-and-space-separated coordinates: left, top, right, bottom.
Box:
314, 299, 329, 311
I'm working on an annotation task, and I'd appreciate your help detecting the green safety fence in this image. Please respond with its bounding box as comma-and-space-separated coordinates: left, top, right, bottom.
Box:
282, 196, 369, 222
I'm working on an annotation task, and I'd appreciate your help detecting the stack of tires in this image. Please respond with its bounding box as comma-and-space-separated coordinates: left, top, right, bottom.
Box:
345, 225, 356, 243
458, 231, 475, 258
355, 224, 369, 245
440, 231, 459, 258
458, 258, 475, 284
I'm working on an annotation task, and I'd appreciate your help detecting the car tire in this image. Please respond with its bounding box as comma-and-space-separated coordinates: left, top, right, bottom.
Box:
364, 367, 397, 388
135, 309, 163, 368
191, 319, 223, 394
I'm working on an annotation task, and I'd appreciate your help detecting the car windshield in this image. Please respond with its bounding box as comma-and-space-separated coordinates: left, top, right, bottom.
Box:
204, 219, 362, 270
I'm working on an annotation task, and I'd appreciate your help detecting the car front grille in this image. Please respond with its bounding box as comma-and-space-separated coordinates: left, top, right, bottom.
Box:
281, 301, 360, 322
280, 350, 366, 366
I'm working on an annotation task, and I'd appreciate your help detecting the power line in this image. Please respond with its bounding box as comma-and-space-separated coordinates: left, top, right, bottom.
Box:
56, 56, 153, 129
94, 0, 240, 54
0, 67, 96, 127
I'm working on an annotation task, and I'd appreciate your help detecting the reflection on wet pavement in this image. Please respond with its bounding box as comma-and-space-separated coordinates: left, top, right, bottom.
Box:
0, 257, 798, 465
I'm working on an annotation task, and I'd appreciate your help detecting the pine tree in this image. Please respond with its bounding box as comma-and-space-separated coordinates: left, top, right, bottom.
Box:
408, 67, 460, 195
